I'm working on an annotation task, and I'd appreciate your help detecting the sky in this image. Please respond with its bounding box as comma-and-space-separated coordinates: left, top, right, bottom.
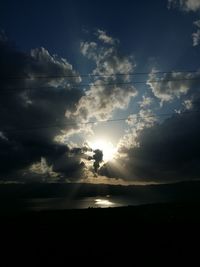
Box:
0, 0, 200, 185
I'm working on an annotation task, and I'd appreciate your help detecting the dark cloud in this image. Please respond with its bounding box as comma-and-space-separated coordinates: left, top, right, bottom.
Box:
100, 95, 200, 183
88, 149, 103, 173
3, 31, 200, 185
93, 149, 103, 173
0, 34, 86, 181
0, 31, 137, 183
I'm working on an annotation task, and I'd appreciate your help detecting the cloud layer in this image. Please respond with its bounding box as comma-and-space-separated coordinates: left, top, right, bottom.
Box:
147, 70, 200, 103
100, 85, 200, 183
68, 31, 137, 121
99, 58, 200, 183
0, 33, 87, 181
0, 30, 137, 182
1, 27, 200, 185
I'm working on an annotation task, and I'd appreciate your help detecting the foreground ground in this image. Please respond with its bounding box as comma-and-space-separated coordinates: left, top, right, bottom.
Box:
0, 202, 200, 265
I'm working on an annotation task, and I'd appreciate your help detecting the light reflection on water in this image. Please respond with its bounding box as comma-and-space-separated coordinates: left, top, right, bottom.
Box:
27, 196, 130, 211
95, 198, 115, 207
0, 195, 159, 213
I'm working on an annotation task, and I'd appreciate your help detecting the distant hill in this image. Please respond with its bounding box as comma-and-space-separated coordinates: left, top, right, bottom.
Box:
0, 180, 200, 203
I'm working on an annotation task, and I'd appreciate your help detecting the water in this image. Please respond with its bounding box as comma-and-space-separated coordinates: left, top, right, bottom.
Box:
0, 193, 172, 213
0, 194, 172, 213
0, 183, 180, 213
25, 195, 153, 211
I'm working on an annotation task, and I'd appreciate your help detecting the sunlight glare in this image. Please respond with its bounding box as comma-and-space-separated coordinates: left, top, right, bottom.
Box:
89, 139, 116, 162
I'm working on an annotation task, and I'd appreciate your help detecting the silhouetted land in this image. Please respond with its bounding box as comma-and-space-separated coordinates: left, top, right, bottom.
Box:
1, 182, 200, 265
1, 180, 200, 200
0, 202, 200, 265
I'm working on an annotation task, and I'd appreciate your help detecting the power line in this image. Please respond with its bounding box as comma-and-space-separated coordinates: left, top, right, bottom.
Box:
1, 110, 199, 133
0, 69, 199, 80
1, 77, 200, 94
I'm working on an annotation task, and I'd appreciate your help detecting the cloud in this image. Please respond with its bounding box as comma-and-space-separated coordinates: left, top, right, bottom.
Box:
100, 89, 200, 183
80, 41, 98, 59
168, 0, 200, 12
194, 20, 200, 27
69, 81, 137, 121
5, 28, 200, 185
138, 96, 153, 108
22, 146, 88, 183
192, 20, 200, 46
0, 33, 88, 181
183, 99, 193, 109
192, 29, 200, 46
96, 29, 116, 45
168, 1, 200, 46
147, 69, 200, 103
69, 32, 137, 121
29, 157, 58, 182
118, 109, 157, 152
91, 149, 103, 173
0, 31, 137, 183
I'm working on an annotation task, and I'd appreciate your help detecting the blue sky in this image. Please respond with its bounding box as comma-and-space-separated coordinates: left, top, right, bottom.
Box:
0, 0, 200, 184
1, 0, 200, 68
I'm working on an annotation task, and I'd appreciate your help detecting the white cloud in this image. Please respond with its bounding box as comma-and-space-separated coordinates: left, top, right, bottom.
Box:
168, 0, 200, 12
183, 99, 193, 109
69, 33, 137, 121
30, 157, 58, 181
138, 96, 153, 108
192, 20, 200, 46
192, 29, 200, 46
127, 109, 157, 130
118, 109, 157, 152
71, 82, 137, 121
80, 41, 98, 59
96, 29, 116, 45
147, 69, 199, 103
168, 1, 200, 46
194, 20, 200, 27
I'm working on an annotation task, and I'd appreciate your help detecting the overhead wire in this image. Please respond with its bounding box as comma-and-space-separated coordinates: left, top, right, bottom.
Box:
0, 76, 200, 94
0, 69, 200, 132
0, 69, 199, 80
1, 110, 199, 133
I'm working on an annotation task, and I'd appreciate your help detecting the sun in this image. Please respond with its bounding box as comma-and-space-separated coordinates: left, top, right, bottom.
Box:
89, 139, 116, 162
